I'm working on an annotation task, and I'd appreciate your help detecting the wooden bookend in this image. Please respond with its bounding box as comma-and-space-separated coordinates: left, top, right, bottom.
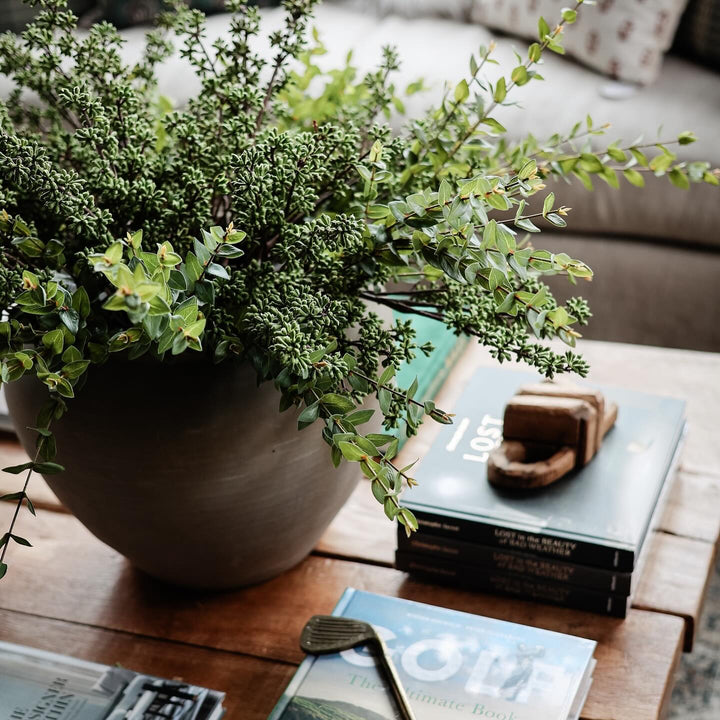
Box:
487, 380, 618, 490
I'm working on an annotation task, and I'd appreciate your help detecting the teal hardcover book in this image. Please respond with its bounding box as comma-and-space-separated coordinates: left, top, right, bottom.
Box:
393, 312, 467, 448
268, 588, 596, 720
400, 366, 686, 571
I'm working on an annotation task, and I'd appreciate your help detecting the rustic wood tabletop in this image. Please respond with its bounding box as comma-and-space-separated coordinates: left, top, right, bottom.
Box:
1, 340, 719, 720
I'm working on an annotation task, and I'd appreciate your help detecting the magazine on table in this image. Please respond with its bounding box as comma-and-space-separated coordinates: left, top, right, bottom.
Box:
0, 641, 225, 720
269, 588, 596, 720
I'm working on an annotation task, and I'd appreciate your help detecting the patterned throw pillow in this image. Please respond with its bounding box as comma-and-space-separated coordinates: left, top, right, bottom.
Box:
469, 0, 690, 85
673, 0, 720, 70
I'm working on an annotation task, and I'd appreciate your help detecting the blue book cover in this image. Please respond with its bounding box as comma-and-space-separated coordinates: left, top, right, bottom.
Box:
268, 588, 596, 720
400, 367, 686, 571
393, 312, 468, 448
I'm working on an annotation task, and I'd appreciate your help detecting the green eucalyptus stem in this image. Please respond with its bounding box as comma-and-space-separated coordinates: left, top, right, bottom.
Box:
0, 443, 42, 578
436, 0, 584, 176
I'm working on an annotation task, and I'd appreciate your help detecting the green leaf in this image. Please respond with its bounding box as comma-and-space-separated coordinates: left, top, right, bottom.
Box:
366, 433, 396, 447
297, 401, 319, 425
62, 360, 90, 379
42, 329, 64, 355
488, 268, 505, 290
546, 213, 567, 227
378, 388, 392, 415
518, 159, 537, 180
493, 76, 507, 103
33, 462, 65, 475
630, 148, 649, 167
184, 252, 204, 283
481, 117, 507, 134
562, 8, 577, 22
398, 508, 418, 534
331, 445, 342, 468
371, 479, 387, 504
0, 562, 6, 579
355, 435, 380, 457
578, 153, 603, 173
320, 393, 355, 414
378, 366, 395, 386
59, 309, 80, 335
104, 242, 123, 265
194, 280, 215, 305
669, 168, 690, 189
454, 79, 469, 103
511, 66, 528, 85
515, 218, 540, 233
607, 145, 627, 163
206, 262, 229, 280
528, 42, 542, 62
338, 441, 365, 462
175, 297, 198, 324
1, 462, 34, 474
345, 409, 374, 426
438, 180, 452, 204
183, 319, 206, 339
10, 534, 32, 547
623, 169, 645, 187
542, 192, 555, 217
649, 152, 673, 174
677, 131, 697, 145
72, 287, 91, 319
538, 16, 551, 41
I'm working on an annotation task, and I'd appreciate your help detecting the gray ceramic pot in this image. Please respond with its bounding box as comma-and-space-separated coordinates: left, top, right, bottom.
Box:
5, 357, 361, 589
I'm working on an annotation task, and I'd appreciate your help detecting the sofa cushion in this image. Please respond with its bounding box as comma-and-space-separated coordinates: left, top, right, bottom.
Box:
337, 0, 691, 86
469, 0, 690, 85
674, 0, 720, 70
540, 232, 720, 351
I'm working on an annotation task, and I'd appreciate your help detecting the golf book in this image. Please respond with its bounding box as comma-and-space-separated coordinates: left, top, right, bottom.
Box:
399, 367, 686, 572
268, 588, 596, 720
0, 641, 225, 720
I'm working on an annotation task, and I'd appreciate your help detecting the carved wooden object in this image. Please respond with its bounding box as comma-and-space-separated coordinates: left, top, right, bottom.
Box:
487, 380, 618, 489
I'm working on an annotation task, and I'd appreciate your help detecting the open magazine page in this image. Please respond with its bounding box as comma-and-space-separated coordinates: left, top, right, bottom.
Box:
0, 642, 225, 720
0, 645, 122, 720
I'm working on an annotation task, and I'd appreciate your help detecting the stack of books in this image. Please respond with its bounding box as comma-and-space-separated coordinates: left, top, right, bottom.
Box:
396, 366, 686, 618
0, 642, 225, 720
270, 588, 597, 720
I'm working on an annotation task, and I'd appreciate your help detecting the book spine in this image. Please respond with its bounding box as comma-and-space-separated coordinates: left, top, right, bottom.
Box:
396, 551, 630, 618
409, 509, 635, 571
397, 531, 632, 595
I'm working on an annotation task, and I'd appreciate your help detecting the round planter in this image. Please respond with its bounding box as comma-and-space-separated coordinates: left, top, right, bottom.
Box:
5, 358, 361, 589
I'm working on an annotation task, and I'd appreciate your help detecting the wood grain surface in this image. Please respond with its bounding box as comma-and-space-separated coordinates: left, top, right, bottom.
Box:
0, 610, 295, 720
0, 503, 685, 720
1, 338, 717, 720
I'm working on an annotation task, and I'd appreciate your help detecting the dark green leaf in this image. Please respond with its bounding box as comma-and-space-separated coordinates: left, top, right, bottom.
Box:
1, 462, 34, 475
10, 534, 32, 547
320, 393, 355, 414
34, 461, 65, 474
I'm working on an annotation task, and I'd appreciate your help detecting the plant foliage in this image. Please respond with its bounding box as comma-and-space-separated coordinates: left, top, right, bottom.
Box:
0, 0, 716, 576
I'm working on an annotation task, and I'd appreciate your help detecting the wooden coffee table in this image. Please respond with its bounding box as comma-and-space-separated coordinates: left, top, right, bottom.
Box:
1, 340, 719, 720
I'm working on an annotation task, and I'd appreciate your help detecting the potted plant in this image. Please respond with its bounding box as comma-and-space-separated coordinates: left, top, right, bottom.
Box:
0, 0, 715, 587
